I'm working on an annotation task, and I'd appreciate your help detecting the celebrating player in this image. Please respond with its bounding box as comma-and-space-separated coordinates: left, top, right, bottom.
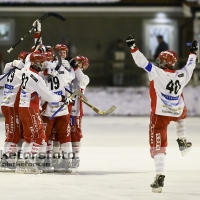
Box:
125, 34, 197, 193
16, 51, 68, 174
40, 53, 75, 173
0, 51, 28, 172
66, 55, 90, 169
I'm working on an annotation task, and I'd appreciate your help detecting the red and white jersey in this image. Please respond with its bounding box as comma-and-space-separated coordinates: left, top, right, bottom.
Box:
41, 64, 75, 117
131, 48, 196, 117
0, 63, 23, 107
19, 67, 62, 109
70, 68, 90, 116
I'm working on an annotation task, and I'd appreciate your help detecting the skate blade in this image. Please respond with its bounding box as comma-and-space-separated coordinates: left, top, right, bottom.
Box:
181, 147, 192, 156
0, 167, 15, 172
55, 168, 72, 173
15, 169, 25, 174
24, 169, 43, 174
152, 187, 162, 193
71, 168, 79, 173
42, 168, 54, 173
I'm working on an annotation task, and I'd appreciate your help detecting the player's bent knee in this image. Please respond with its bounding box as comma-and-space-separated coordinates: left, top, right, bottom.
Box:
150, 147, 166, 158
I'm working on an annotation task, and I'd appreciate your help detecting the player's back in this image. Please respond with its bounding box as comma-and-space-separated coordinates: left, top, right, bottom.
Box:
1, 68, 23, 107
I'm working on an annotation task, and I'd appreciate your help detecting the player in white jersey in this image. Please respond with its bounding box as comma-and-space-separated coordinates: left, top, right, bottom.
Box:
46, 44, 73, 169
0, 51, 28, 171
16, 51, 68, 174
66, 55, 90, 169
126, 35, 198, 193
40, 54, 75, 172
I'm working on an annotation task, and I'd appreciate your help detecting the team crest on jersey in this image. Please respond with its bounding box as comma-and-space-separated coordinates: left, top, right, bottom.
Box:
178, 73, 184, 77
30, 74, 38, 82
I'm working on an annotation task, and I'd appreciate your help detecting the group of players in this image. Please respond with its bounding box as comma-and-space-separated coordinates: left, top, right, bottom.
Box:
0, 17, 198, 192
0, 19, 89, 174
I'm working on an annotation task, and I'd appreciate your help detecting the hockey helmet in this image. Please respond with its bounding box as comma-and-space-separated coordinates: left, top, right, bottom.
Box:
155, 50, 178, 69
30, 52, 47, 71
74, 55, 89, 71
18, 51, 29, 63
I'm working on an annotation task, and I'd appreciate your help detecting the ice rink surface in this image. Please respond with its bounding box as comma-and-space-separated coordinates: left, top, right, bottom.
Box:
0, 116, 200, 200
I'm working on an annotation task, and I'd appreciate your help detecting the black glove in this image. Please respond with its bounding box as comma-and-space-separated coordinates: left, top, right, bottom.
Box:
61, 95, 66, 102
65, 57, 78, 69
190, 40, 198, 54
125, 35, 136, 49
60, 95, 71, 105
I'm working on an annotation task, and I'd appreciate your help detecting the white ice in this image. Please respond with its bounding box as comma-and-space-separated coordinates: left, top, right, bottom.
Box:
0, 116, 199, 200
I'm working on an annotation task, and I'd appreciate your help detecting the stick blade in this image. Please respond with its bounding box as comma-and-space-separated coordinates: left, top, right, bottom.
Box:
104, 105, 117, 115
95, 105, 116, 115
46, 12, 66, 21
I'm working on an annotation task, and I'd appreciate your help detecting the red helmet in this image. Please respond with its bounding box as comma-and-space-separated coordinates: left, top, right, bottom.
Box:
74, 55, 89, 71
55, 44, 68, 53
30, 52, 47, 71
44, 51, 54, 61
156, 50, 178, 69
18, 51, 29, 62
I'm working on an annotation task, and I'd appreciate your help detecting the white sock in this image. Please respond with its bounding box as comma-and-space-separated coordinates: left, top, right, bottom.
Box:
38, 142, 47, 158
154, 153, 165, 175
72, 142, 80, 158
3, 142, 8, 154
47, 140, 53, 158
30, 142, 40, 158
61, 142, 73, 159
4, 142, 17, 156
20, 142, 30, 159
53, 141, 61, 158
176, 119, 186, 139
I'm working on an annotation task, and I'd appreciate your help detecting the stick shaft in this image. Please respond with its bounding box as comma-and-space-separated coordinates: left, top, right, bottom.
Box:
7, 12, 66, 53
0, 68, 16, 81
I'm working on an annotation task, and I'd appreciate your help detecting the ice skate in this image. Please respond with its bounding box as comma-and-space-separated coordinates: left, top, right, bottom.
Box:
150, 174, 165, 193
42, 158, 54, 173
176, 138, 192, 156
54, 158, 72, 173
0, 154, 16, 172
72, 158, 80, 172
15, 159, 26, 174
24, 158, 43, 174
36, 156, 45, 171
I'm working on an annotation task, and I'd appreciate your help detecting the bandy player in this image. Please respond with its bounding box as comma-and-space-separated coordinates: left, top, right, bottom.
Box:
126, 34, 197, 193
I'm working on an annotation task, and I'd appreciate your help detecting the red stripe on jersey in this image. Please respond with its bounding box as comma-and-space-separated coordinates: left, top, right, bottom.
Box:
130, 47, 139, 53
34, 32, 41, 39
42, 101, 48, 112
149, 80, 157, 114
79, 88, 84, 116
164, 68, 176, 73
30, 92, 40, 109
29, 67, 39, 74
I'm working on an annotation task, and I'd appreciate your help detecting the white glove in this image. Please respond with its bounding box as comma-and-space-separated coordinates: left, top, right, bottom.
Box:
12, 60, 24, 69
32, 20, 41, 32
47, 68, 58, 77
62, 60, 71, 70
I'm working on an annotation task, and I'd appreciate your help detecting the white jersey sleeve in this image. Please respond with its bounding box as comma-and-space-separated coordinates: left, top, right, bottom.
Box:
74, 68, 90, 89
70, 68, 90, 116
4, 62, 13, 74
24, 54, 31, 69
19, 68, 62, 109
130, 48, 196, 117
